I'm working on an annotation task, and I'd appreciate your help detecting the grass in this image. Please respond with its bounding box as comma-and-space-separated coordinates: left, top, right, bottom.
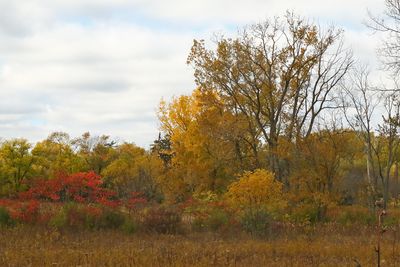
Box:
0, 224, 398, 266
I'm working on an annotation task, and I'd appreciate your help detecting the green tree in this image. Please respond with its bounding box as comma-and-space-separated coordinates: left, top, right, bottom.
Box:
72, 132, 117, 174
0, 138, 35, 194
32, 132, 85, 178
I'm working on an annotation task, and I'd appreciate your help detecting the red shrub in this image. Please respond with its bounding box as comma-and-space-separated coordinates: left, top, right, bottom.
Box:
19, 171, 120, 207
85, 206, 103, 218
7, 200, 40, 223
143, 206, 182, 234
126, 192, 147, 211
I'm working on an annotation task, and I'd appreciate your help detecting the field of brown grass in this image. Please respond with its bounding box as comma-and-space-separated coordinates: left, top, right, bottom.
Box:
0, 224, 398, 267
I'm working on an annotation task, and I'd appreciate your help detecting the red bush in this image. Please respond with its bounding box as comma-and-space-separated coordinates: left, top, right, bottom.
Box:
85, 206, 103, 218
19, 172, 119, 207
12, 200, 40, 223
126, 192, 147, 211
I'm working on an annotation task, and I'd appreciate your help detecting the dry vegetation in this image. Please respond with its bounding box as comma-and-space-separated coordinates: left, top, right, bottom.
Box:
0, 224, 398, 267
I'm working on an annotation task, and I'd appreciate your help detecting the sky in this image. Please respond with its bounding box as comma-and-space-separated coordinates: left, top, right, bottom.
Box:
0, 0, 387, 148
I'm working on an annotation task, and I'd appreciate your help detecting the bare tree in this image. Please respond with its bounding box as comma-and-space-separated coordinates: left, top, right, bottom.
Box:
342, 67, 400, 207
368, 0, 400, 74
376, 93, 400, 207
341, 67, 380, 187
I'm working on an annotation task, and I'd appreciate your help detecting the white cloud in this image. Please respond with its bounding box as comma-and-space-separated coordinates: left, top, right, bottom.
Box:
0, 0, 389, 147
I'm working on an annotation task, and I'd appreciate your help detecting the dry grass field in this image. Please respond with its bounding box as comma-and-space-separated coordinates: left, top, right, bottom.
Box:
0, 224, 398, 267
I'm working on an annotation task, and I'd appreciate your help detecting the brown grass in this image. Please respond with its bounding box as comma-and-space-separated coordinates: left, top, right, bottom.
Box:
0, 224, 398, 266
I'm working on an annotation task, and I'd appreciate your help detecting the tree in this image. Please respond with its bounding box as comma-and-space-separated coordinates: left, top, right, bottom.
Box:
375, 94, 400, 207
158, 89, 254, 201
290, 130, 363, 200
151, 133, 174, 168
102, 143, 162, 200
0, 139, 35, 194
342, 68, 400, 207
32, 132, 85, 178
72, 132, 117, 174
369, 0, 400, 74
341, 67, 380, 189
187, 12, 352, 181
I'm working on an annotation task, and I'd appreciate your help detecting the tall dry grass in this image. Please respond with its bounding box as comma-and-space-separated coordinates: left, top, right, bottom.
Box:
0, 223, 398, 266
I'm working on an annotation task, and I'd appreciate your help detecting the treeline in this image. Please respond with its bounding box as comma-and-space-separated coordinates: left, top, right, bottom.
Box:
0, 132, 163, 201
1, 5, 400, 224
155, 10, 400, 211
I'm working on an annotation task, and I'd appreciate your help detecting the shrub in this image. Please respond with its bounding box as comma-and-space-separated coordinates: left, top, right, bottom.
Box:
121, 219, 138, 234
11, 200, 40, 224
143, 206, 182, 234
190, 209, 230, 232
97, 209, 125, 229
0, 207, 15, 227
191, 217, 207, 232
125, 192, 148, 212
83, 206, 103, 229
290, 202, 328, 224
287, 191, 334, 224
382, 215, 399, 227
50, 203, 94, 229
334, 205, 376, 225
49, 203, 128, 230
225, 169, 286, 216
66, 205, 88, 229
205, 209, 230, 231
49, 204, 71, 229
240, 209, 270, 237
20, 172, 120, 208
182, 192, 231, 232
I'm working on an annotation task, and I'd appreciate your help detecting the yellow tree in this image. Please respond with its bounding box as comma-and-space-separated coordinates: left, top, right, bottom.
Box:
291, 130, 362, 194
288, 130, 363, 220
158, 88, 253, 201
187, 13, 352, 182
225, 169, 285, 213
225, 169, 285, 233
102, 143, 163, 200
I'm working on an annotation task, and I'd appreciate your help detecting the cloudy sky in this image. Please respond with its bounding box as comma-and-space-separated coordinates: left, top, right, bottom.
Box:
0, 0, 387, 148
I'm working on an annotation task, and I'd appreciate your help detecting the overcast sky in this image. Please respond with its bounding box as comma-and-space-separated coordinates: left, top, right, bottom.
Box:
0, 0, 387, 148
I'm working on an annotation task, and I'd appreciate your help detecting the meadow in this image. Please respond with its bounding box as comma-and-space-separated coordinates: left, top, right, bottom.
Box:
0, 223, 397, 267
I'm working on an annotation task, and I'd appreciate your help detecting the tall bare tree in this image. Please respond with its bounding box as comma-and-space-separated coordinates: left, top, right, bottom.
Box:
369, 0, 400, 74
341, 67, 380, 187
376, 93, 400, 207
342, 68, 400, 207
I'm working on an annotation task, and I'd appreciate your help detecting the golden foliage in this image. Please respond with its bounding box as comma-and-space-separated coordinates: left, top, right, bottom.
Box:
225, 169, 286, 213
157, 88, 252, 201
